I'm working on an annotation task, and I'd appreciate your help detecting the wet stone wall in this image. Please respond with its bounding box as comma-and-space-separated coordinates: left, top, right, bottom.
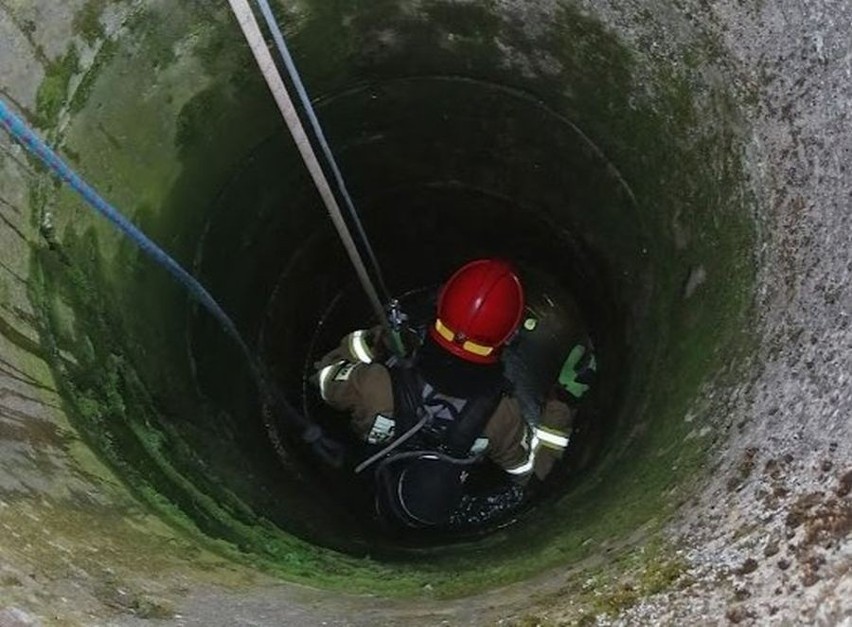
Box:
0, 0, 849, 624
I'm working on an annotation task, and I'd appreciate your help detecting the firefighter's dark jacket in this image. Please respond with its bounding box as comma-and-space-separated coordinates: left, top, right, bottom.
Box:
315, 328, 574, 481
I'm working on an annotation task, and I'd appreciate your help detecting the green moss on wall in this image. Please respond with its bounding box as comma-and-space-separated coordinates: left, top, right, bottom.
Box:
26, 228, 437, 595
35, 46, 80, 129
73, 0, 110, 45
23, 0, 756, 602
70, 38, 118, 116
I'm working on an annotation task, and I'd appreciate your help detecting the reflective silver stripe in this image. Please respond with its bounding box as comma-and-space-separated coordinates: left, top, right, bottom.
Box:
367, 414, 396, 444
318, 360, 344, 400
349, 330, 373, 363
505, 434, 539, 476
505, 460, 534, 475
534, 426, 569, 449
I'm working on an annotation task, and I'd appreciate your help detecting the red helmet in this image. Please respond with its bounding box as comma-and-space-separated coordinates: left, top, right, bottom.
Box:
429, 259, 525, 364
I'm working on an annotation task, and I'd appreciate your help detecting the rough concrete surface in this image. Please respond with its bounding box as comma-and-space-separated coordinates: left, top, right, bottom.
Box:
593, 0, 852, 623
1, 0, 850, 625
132, 0, 852, 621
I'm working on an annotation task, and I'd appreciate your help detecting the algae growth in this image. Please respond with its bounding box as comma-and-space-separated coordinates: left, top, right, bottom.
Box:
21, 0, 755, 601
35, 46, 80, 129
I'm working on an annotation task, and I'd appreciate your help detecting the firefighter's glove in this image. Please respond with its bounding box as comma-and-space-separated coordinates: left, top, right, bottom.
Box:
555, 344, 596, 404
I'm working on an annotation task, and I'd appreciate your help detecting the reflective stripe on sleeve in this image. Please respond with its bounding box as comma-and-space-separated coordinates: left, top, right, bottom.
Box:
504, 424, 570, 476
505, 433, 539, 476
534, 425, 570, 450
318, 360, 345, 401
349, 330, 374, 363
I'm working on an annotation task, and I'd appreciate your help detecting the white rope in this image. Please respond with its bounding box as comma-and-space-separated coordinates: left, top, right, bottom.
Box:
254, 0, 390, 301
226, 0, 387, 325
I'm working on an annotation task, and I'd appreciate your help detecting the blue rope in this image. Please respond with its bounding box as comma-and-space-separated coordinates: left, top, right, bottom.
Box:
0, 98, 346, 463
253, 0, 391, 301
0, 98, 253, 363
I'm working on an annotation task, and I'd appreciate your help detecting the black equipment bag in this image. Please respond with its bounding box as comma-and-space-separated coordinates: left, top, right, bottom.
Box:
374, 367, 505, 528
